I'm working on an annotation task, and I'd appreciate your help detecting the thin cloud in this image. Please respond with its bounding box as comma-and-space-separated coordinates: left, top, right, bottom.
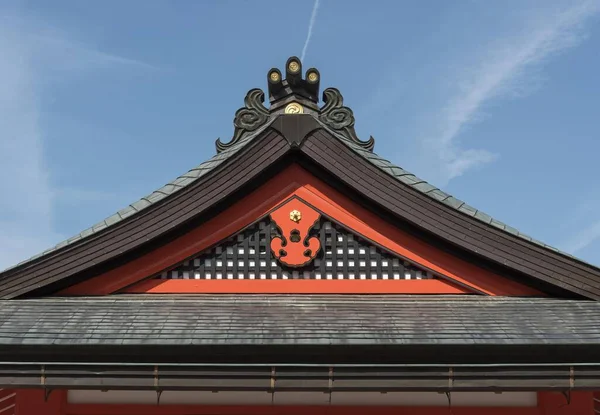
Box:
0, 14, 154, 270
426, 0, 600, 184
559, 198, 600, 261
301, 0, 320, 62
561, 219, 600, 255
31, 34, 159, 72
0, 23, 60, 269
53, 188, 119, 203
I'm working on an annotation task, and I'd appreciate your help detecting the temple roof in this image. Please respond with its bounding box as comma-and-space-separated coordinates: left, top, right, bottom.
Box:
1, 57, 599, 299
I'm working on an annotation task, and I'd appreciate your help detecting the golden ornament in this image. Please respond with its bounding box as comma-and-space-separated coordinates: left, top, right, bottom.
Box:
290, 209, 302, 223
284, 102, 304, 114
288, 61, 300, 73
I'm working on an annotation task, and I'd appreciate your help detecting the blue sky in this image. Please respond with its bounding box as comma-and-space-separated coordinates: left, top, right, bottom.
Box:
1, 0, 599, 269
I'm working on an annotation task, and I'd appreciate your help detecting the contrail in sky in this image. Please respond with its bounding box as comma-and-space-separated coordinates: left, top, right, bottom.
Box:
428, 0, 600, 184
301, 0, 320, 62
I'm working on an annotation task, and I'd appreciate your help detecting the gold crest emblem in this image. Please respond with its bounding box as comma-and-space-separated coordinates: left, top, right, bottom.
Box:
289, 210, 302, 223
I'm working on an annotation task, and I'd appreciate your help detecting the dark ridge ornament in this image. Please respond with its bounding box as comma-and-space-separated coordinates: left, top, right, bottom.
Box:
268, 56, 320, 107
215, 89, 270, 153
285, 56, 302, 86
216, 57, 375, 153
320, 88, 375, 151
305, 68, 320, 98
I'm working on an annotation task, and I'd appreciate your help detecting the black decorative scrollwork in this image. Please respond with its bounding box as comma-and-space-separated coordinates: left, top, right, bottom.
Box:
216, 88, 270, 153
319, 88, 375, 151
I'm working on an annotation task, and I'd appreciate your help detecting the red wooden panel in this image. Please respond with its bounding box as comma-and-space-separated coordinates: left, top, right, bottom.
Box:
538, 391, 594, 415
0, 389, 15, 415
15, 389, 66, 415
127, 278, 470, 294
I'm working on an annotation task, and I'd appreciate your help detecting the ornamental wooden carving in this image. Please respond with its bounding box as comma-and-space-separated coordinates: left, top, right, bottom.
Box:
270, 198, 321, 267
215, 89, 270, 154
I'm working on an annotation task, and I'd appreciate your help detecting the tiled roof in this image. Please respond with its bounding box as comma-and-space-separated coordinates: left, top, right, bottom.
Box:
0, 295, 599, 345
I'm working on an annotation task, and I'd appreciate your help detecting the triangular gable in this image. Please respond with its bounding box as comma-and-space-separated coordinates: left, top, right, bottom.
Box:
126, 211, 457, 293
61, 165, 539, 296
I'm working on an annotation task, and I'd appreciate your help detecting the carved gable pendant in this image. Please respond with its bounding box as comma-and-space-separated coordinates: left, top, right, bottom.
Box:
270, 198, 321, 267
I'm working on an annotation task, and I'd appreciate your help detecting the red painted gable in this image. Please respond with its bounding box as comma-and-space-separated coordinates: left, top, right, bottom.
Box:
60, 165, 539, 296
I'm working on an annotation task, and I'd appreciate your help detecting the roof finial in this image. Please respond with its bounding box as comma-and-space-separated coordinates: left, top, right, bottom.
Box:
267, 56, 320, 108
216, 56, 375, 153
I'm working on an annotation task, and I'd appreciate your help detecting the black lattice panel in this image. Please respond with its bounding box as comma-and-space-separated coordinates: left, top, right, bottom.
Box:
155, 219, 435, 280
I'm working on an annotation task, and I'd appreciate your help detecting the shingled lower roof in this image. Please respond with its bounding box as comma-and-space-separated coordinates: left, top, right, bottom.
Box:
1, 295, 599, 347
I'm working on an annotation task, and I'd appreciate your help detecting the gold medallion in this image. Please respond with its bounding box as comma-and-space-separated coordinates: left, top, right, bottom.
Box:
284, 102, 304, 114
288, 61, 300, 73
269, 71, 280, 82
289, 209, 302, 223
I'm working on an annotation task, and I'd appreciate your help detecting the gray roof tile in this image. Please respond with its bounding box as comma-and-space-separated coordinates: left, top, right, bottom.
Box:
172, 176, 196, 187
474, 210, 493, 224
104, 214, 122, 226
428, 189, 451, 202
389, 167, 408, 176
79, 228, 94, 238
183, 169, 204, 178
66, 235, 82, 244
490, 219, 507, 230
412, 182, 437, 193
130, 199, 151, 211
117, 206, 137, 220
504, 225, 520, 236
397, 174, 422, 186
92, 222, 108, 232
458, 204, 478, 217
442, 197, 465, 210
54, 240, 69, 249
519, 234, 533, 242
145, 192, 167, 203
0, 295, 598, 346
